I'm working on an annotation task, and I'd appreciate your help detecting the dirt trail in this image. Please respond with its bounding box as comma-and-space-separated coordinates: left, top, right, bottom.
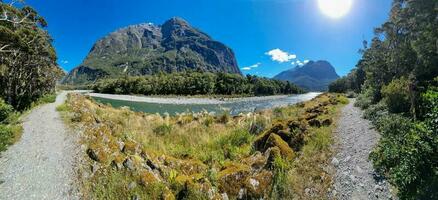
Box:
0, 91, 79, 200
331, 99, 395, 200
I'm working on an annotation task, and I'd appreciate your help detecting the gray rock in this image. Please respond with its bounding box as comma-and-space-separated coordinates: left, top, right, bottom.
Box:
331, 157, 340, 167
123, 158, 135, 171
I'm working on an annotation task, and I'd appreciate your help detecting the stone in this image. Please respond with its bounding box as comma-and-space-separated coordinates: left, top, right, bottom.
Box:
123, 158, 135, 170
86, 148, 100, 162
128, 182, 137, 190
331, 157, 340, 167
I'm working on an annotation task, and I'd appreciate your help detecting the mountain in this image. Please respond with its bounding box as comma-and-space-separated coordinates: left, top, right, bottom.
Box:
63, 17, 241, 84
274, 60, 339, 91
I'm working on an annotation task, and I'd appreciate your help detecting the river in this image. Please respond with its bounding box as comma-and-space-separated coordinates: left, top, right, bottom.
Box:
89, 92, 321, 115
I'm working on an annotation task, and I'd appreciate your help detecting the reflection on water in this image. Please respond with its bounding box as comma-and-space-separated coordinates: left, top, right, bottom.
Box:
92, 92, 321, 116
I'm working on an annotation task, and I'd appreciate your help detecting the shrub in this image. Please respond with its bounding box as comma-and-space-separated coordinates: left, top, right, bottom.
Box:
354, 86, 378, 109
421, 88, 438, 131
0, 125, 14, 151
0, 98, 14, 123
363, 102, 388, 123
370, 118, 438, 199
381, 77, 411, 113
37, 94, 57, 104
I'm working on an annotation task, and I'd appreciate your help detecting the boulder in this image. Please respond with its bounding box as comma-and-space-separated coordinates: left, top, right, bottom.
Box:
265, 134, 295, 160
218, 163, 251, 197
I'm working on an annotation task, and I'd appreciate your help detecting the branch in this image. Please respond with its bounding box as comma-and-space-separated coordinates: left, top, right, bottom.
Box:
0, 44, 18, 53
0, 8, 31, 25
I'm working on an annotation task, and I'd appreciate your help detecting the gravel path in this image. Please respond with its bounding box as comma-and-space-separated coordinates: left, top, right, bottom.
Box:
0, 91, 79, 200
331, 99, 395, 200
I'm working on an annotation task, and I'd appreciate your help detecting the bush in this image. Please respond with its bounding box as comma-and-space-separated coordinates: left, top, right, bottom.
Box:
369, 92, 438, 199
381, 77, 411, 113
354, 87, 378, 109
0, 98, 14, 123
363, 102, 387, 123
37, 94, 57, 104
421, 88, 438, 131
0, 125, 14, 151
370, 116, 438, 199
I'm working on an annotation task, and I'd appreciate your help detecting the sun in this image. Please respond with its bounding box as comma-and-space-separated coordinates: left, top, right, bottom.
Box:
318, 0, 353, 19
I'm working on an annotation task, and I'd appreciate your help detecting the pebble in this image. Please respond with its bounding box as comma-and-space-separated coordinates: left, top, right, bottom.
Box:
331, 99, 395, 200
0, 91, 80, 199
331, 157, 340, 167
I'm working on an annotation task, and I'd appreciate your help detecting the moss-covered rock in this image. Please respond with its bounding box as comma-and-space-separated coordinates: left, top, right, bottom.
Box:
218, 163, 251, 197
265, 147, 281, 168
122, 140, 140, 155
139, 170, 158, 186
288, 119, 308, 132
245, 170, 273, 198
111, 152, 126, 170
265, 134, 295, 160
242, 152, 267, 171
308, 119, 321, 127
162, 156, 207, 176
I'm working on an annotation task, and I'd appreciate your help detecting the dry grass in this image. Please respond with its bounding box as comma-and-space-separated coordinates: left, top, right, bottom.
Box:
61, 93, 348, 199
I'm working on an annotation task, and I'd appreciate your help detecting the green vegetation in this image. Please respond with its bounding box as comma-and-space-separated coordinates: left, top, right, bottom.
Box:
61, 93, 347, 199
93, 72, 303, 96
0, 93, 57, 152
0, 98, 19, 151
0, 1, 60, 152
0, 1, 63, 111
328, 1, 438, 199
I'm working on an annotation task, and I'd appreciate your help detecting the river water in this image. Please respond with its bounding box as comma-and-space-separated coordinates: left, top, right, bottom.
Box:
91, 92, 321, 115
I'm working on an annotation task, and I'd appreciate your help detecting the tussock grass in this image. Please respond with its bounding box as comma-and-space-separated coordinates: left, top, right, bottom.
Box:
62, 93, 347, 199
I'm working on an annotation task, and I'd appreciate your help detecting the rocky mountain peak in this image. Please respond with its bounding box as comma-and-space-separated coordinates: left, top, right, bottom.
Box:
63, 17, 241, 84
274, 60, 340, 91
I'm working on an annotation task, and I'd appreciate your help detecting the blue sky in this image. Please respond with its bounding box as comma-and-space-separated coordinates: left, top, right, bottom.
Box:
25, 0, 392, 77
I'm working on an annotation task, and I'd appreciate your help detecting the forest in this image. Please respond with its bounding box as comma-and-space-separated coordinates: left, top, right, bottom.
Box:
329, 0, 438, 198
93, 72, 304, 96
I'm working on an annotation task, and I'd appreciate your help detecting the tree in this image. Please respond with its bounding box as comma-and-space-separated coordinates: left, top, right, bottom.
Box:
0, 1, 63, 110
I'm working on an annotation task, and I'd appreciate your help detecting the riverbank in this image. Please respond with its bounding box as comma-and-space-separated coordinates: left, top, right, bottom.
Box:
87, 92, 321, 105
60, 93, 348, 199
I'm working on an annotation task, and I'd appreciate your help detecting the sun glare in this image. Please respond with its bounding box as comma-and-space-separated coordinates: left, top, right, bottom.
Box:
318, 0, 353, 19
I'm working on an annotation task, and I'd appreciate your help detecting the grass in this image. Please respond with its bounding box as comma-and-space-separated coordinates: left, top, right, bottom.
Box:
0, 93, 57, 152
60, 93, 348, 199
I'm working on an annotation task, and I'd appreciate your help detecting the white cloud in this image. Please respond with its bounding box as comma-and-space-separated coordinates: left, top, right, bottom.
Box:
241, 62, 261, 71
291, 61, 296, 65
303, 60, 310, 64
60, 60, 69, 64
265, 49, 296, 63
249, 62, 261, 68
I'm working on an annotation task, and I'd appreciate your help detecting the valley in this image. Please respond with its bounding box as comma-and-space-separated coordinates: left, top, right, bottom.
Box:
1, 0, 437, 199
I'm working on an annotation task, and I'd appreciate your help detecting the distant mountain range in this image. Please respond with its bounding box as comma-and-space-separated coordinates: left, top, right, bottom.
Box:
274, 60, 339, 91
63, 17, 241, 84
